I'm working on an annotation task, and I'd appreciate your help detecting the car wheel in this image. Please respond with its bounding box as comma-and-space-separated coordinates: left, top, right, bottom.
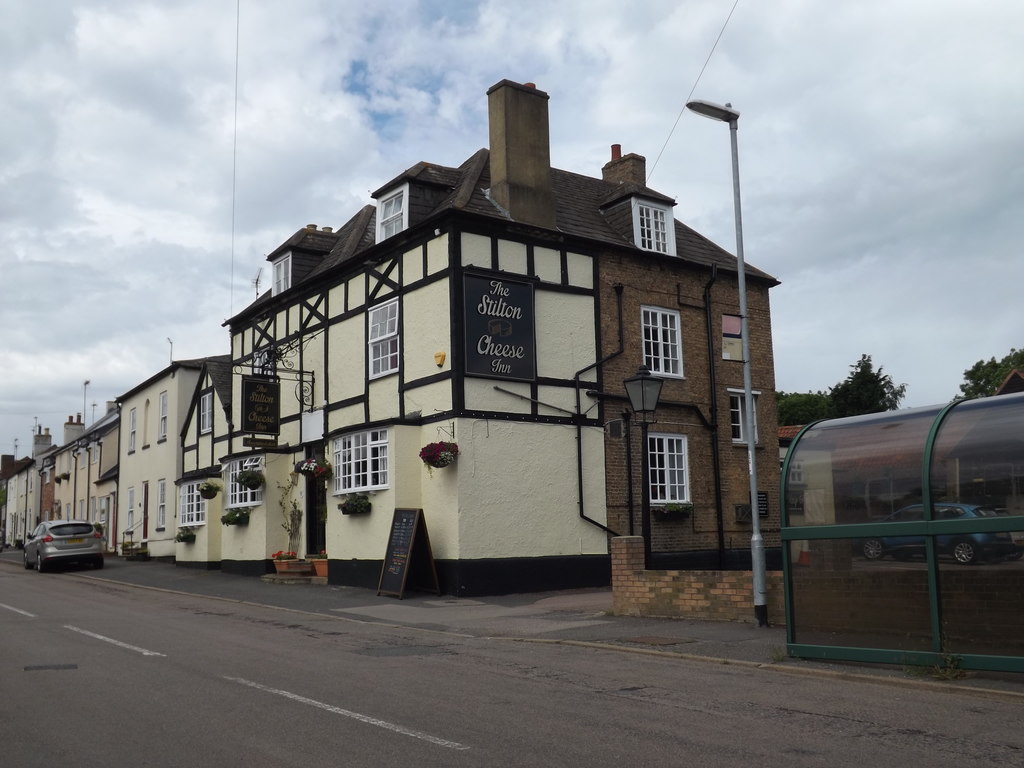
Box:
23, 551, 32, 570
862, 539, 885, 560
1006, 549, 1022, 562
35, 553, 46, 573
92, 556, 104, 570
952, 540, 977, 565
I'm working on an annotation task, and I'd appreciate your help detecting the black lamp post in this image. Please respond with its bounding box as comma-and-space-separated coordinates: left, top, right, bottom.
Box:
624, 365, 664, 569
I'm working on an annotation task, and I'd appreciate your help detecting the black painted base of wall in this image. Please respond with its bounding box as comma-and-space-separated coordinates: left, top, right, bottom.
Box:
330, 554, 612, 597
220, 559, 274, 577
174, 559, 222, 571
649, 547, 783, 571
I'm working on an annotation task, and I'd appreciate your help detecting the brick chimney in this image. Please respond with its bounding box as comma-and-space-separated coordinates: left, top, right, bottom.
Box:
487, 79, 555, 229
64, 414, 85, 445
33, 426, 52, 457
602, 144, 647, 186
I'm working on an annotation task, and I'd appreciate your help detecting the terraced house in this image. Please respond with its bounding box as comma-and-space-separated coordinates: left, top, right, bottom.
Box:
173, 79, 780, 595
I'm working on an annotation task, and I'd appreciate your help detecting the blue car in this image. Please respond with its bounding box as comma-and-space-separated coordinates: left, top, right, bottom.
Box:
860, 503, 1020, 564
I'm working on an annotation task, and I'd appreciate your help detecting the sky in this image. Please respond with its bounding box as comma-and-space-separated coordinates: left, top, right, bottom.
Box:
3, 0, 1023, 455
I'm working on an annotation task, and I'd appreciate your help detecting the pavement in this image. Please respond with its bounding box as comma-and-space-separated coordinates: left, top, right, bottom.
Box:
4, 548, 1024, 700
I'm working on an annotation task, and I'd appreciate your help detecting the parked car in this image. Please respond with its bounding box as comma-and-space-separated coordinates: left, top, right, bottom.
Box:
23, 520, 105, 572
859, 503, 1020, 564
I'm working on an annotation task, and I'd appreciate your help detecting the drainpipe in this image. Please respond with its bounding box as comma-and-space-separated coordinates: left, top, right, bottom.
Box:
701, 265, 727, 566
573, 283, 626, 536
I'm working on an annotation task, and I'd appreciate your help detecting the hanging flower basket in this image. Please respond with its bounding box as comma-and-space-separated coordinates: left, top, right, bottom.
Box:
198, 481, 221, 499
236, 469, 265, 490
295, 458, 333, 481
419, 441, 459, 470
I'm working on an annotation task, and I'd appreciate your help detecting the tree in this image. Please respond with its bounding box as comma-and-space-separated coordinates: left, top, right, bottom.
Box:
958, 347, 1024, 400
776, 391, 833, 426
829, 354, 907, 418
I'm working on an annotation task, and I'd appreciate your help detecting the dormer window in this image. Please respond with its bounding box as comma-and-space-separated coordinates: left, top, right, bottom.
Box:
376, 185, 408, 241
272, 253, 291, 295
632, 199, 676, 255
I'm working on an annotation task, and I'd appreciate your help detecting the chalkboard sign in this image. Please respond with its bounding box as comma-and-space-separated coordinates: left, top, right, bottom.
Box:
377, 509, 440, 599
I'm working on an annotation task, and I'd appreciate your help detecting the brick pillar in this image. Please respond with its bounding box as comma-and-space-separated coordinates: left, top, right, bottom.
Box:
611, 536, 646, 616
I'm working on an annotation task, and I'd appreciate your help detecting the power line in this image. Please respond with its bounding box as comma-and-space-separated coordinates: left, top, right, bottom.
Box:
647, 0, 741, 184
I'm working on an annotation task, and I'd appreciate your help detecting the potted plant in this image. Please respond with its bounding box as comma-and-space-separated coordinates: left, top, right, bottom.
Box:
174, 528, 197, 543
93, 522, 104, 535
339, 494, 371, 516
307, 550, 328, 577
276, 479, 304, 554
220, 509, 251, 526
295, 457, 333, 481
236, 469, 265, 490
198, 480, 221, 499
653, 502, 694, 521
271, 550, 312, 575
419, 441, 459, 474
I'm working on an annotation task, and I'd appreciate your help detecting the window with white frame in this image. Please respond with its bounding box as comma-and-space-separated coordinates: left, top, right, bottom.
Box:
227, 456, 263, 507
157, 479, 166, 529
179, 482, 206, 526
642, 306, 682, 376
272, 253, 291, 295
368, 299, 399, 378
334, 429, 389, 493
632, 199, 675, 255
126, 487, 135, 533
158, 391, 168, 441
128, 407, 137, 452
376, 186, 407, 241
729, 389, 760, 443
648, 433, 689, 504
199, 391, 213, 434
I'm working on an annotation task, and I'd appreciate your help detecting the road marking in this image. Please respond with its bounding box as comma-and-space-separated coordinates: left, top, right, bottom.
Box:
0, 603, 36, 617
224, 676, 469, 751
64, 625, 166, 657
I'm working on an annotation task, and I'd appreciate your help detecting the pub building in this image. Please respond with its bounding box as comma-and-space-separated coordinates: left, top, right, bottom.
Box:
176, 79, 779, 595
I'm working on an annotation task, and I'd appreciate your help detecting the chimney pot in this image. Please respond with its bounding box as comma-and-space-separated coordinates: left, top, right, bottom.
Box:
322, 226, 333, 233
611, 144, 622, 161
524, 82, 536, 89
306, 224, 317, 230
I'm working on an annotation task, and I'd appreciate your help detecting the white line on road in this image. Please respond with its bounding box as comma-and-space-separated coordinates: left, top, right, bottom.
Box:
224, 676, 470, 751
0, 602, 36, 617
64, 625, 166, 657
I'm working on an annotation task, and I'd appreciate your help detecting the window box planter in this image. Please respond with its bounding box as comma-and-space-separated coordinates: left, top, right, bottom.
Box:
339, 494, 371, 516
174, 529, 197, 544
220, 509, 251, 526
653, 503, 693, 521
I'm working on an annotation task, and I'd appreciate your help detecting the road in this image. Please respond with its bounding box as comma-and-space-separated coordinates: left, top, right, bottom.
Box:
2, 567, 1023, 767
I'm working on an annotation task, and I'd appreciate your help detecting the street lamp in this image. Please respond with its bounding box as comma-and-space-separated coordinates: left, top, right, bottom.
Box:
624, 365, 664, 570
686, 98, 767, 627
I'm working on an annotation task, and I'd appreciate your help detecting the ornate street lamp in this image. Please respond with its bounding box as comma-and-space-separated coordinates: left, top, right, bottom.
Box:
624, 365, 664, 569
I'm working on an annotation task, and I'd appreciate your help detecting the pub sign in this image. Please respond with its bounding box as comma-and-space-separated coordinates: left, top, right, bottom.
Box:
241, 375, 280, 435
463, 275, 536, 381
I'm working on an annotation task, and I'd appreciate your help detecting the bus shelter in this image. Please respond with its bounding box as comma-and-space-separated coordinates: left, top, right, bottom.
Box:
781, 392, 1024, 672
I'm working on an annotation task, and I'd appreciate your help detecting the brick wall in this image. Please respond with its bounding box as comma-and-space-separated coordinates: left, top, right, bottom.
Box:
611, 536, 785, 624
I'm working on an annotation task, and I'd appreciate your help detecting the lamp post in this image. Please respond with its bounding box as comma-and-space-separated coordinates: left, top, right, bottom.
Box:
686, 98, 767, 626
624, 365, 664, 570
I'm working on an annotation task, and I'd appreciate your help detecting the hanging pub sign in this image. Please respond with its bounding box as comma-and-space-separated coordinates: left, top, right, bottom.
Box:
241, 375, 280, 435
463, 274, 536, 381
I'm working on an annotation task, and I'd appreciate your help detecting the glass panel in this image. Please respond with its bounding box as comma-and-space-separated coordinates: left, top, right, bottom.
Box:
785, 405, 944, 527
930, 392, 1024, 516
938, 525, 1024, 656
789, 537, 932, 651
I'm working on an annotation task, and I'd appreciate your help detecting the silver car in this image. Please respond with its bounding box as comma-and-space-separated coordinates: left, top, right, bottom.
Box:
23, 520, 105, 572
